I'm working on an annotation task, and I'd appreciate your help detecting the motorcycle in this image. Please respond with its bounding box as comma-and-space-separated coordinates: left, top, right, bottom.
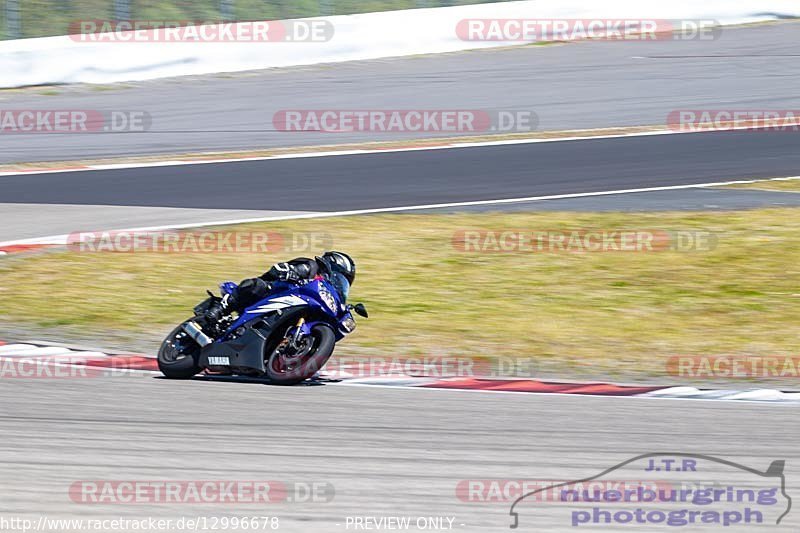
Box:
157, 270, 367, 385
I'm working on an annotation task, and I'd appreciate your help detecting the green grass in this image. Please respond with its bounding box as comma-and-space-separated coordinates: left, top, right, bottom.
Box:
2, 209, 799, 378
722, 178, 800, 193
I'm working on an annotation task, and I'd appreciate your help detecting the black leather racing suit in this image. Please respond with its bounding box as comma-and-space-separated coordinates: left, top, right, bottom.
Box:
232, 257, 319, 311
203, 258, 319, 324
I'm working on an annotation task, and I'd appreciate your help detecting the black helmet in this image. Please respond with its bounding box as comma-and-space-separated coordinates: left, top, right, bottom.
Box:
317, 251, 356, 286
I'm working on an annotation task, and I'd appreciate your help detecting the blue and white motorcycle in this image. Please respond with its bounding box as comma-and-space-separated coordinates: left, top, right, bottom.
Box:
157, 270, 367, 385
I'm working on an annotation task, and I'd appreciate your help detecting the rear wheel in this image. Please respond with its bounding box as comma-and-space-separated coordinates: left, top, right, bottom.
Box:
157, 321, 202, 379
265, 323, 335, 385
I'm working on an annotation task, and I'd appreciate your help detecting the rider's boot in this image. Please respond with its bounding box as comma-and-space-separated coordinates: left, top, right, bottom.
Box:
199, 279, 270, 330
200, 294, 234, 329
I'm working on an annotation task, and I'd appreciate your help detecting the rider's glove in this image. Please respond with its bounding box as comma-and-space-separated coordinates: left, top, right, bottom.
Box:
267, 262, 301, 282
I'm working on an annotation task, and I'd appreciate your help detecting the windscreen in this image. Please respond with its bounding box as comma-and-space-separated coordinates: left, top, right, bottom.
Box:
329, 271, 350, 303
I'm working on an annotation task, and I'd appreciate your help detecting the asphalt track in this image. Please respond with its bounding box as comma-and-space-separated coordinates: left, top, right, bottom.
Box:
2, 130, 800, 214
2, 128, 800, 242
0, 22, 798, 163
2, 22, 800, 533
1, 375, 797, 533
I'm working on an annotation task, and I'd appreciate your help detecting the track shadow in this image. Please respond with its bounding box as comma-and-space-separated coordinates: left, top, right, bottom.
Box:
182, 373, 342, 387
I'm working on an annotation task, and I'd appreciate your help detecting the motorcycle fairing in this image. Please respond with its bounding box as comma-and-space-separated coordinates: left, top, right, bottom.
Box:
198, 327, 269, 372
196, 278, 353, 373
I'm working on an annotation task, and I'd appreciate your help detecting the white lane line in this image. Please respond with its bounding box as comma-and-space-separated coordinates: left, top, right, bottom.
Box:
2, 175, 798, 248
0, 344, 38, 354
0, 126, 772, 179
641, 386, 800, 402
332, 381, 800, 404
0, 342, 160, 376
0, 345, 72, 357
24, 351, 111, 361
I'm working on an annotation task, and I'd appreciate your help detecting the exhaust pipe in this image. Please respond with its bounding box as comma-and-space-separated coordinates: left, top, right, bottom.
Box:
182, 321, 213, 347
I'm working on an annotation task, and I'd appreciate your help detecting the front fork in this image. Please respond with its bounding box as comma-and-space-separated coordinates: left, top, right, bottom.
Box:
291, 317, 307, 347
281, 316, 314, 351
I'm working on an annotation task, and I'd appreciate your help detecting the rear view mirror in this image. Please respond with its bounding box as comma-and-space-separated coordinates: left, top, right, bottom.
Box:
354, 303, 369, 318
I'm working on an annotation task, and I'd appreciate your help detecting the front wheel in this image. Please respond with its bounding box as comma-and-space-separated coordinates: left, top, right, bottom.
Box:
158, 321, 203, 379
265, 324, 336, 385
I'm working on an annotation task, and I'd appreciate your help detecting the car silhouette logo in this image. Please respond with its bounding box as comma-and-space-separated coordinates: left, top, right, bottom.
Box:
509, 453, 791, 529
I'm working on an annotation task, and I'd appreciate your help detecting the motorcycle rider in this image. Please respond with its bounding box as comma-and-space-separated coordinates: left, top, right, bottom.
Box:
200, 251, 356, 327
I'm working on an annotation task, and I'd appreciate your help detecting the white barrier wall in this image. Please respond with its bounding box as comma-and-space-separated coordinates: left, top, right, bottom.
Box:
1, 0, 798, 88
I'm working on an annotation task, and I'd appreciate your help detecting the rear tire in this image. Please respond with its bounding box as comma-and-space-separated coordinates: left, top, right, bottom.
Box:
158, 321, 203, 379
265, 324, 336, 385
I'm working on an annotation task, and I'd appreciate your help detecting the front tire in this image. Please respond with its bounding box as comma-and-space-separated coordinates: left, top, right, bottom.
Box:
158, 321, 203, 379
265, 324, 336, 385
